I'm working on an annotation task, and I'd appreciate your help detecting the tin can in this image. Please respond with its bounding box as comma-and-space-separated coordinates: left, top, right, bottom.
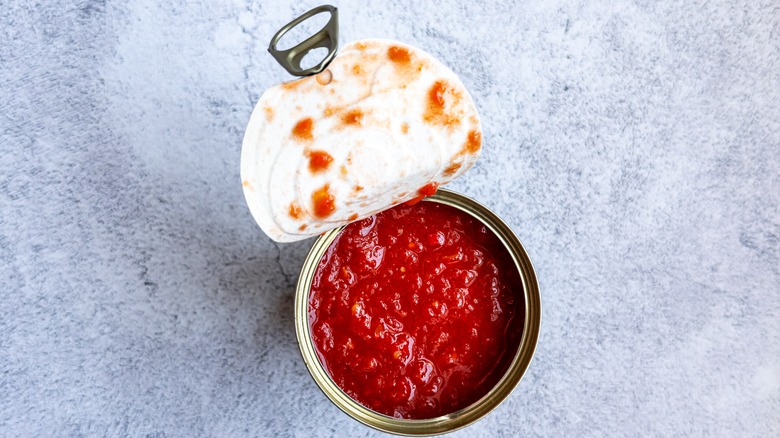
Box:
294, 188, 541, 435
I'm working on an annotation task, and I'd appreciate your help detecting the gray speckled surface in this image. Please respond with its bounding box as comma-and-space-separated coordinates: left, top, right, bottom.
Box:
1, 0, 778, 436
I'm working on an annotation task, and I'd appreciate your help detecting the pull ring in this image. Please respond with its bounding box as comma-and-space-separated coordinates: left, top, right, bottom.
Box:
268, 5, 339, 77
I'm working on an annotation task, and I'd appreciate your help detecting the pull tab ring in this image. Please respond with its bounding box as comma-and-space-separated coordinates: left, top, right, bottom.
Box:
268, 5, 339, 77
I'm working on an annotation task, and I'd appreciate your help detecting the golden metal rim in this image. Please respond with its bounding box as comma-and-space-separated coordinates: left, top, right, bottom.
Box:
294, 189, 541, 436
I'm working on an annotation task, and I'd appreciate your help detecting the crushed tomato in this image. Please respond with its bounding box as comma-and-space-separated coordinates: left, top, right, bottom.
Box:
309, 202, 524, 419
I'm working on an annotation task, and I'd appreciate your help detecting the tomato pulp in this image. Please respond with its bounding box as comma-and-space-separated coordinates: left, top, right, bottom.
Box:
308, 201, 524, 419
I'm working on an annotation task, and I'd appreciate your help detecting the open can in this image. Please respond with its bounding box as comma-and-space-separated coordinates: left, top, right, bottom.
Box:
294, 189, 541, 435
244, 5, 542, 435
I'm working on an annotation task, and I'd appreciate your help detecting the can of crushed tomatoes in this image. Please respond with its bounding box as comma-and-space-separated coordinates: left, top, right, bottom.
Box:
295, 189, 541, 436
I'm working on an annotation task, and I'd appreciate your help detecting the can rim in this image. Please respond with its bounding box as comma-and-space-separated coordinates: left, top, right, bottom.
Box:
294, 189, 541, 436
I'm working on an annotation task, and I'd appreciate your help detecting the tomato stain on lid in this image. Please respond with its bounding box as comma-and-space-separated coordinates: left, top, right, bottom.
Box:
308, 150, 334, 172
404, 195, 424, 206
418, 182, 439, 197
289, 201, 303, 219
293, 118, 314, 141
388, 46, 411, 64
341, 109, 364, 126
429, 81, 447, 108
312, 184, 336, 218
443, 160, 462, 176
424, 80, 462, 127
465, 129, 482, 154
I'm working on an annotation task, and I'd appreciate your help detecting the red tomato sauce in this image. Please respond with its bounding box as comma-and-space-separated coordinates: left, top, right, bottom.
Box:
308, 150, 334, 172
308, 202, 524, 419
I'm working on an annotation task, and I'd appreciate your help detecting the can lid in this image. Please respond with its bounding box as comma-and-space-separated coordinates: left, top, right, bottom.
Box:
241, 10, 483, 242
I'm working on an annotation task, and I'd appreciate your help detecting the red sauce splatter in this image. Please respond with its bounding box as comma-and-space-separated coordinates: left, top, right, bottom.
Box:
429, 81, 447, 108
309, 202, 524, 419
348, 213, 359, 221
404, 195, 425, 206
465, 130, 482, 153
264, 107, 274, 122
424, 80, 461, 127
309, 150, 334, 172
293, 118, 314, 141
443, 161, 462, 176
299, 224, 308, 231
401, 122, 409, 134
289, 202, 303, 219
418, 182, 439, 197
342, 109, 363, 126
352, 64, 363, 75
388, 46, 411, 64
405, 182, 439, 206
312, 185, 336, 218
354, 185, 364, 192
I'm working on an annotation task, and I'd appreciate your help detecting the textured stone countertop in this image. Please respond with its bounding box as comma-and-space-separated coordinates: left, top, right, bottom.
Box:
2, 0, 778, 436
